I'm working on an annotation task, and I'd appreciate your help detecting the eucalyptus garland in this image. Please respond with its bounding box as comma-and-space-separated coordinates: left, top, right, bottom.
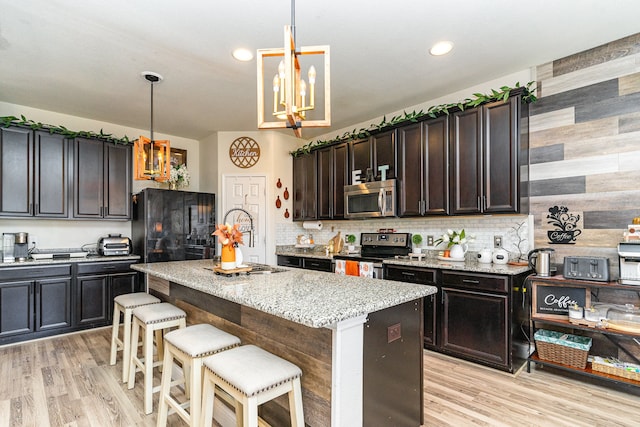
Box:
291, 81, 537, 157
0, 115, 132, 145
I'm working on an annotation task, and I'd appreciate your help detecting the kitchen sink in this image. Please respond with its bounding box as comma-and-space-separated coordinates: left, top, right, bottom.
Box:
246, 263, 288, 274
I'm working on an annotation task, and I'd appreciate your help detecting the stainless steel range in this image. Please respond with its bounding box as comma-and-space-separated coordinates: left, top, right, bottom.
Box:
334, 232, 412, 279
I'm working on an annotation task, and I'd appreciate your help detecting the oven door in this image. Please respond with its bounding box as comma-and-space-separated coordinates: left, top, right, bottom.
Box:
334, 256, 384, 279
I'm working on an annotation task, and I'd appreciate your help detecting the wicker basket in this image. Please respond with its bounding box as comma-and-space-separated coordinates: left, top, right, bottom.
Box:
592, 357, 640, 381
534, 329, 591, 369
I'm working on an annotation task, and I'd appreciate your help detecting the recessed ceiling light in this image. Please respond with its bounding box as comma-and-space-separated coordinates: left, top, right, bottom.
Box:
232, 48, 254, 62
429, 41, 453, 56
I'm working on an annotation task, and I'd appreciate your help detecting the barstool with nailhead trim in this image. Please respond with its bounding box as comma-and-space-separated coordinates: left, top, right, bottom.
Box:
110, 292, 161, 383
156, 324, 241, 427
201, 344, 304, 427
127, 302, 187, 415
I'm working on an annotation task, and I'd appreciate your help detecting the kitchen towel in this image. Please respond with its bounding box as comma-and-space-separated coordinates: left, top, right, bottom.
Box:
334, 259, 346, 275
345, 260, 360, 276
359, 262, 375, 278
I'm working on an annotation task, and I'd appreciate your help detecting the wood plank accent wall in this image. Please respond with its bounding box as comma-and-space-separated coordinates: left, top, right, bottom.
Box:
529, 32, 640, 276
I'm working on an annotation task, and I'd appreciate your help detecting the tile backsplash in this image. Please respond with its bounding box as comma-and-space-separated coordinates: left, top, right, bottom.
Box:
276, 214, 533, 261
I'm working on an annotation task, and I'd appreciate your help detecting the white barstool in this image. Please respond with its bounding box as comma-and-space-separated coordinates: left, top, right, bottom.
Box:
110, 292, 161, 382
201, 345, 304, 427
156, 324, 241, 427
127, 302, 187, 415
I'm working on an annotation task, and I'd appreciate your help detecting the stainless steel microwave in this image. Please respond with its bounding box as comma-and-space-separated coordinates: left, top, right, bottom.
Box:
344, 179, 396, 219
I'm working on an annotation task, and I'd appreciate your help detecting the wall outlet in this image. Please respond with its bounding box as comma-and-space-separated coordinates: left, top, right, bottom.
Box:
426, 235, 434, 246
494, 235, 503, 248
30, 235, 39, 249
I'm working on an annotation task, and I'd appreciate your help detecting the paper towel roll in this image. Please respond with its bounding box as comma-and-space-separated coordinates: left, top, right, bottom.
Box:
302, 221, 323, 230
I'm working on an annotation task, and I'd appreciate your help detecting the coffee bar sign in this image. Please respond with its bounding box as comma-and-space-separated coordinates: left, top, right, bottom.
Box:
532, 283, 590, 319
229, 136, 261, 169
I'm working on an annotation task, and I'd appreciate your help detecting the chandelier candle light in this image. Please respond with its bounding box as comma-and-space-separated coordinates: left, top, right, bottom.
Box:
134, 72, 170, 181
256, 0, 330, 137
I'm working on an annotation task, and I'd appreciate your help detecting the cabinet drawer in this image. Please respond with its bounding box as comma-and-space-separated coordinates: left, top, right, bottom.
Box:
0, 264, 72, 281
385, 265, 437, 284
302, 258, 333, 272
76, 261, 135, 275
277, 255, 302, 268
442, 271, 508, 293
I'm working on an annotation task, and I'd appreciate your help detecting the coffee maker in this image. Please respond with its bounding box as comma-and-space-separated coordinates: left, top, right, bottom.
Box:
618, 242, 640, 285
14, 232, 29, 262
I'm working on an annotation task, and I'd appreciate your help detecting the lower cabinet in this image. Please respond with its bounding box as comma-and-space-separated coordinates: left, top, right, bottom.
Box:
385, 264, 529, 372
0, 259, 139, 345
277, 255, 333, 272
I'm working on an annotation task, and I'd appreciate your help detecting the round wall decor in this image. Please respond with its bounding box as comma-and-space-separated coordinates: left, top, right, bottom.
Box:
229, 136, 261, 168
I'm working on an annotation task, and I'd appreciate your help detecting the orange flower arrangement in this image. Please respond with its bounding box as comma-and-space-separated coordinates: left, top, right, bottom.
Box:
212, 223, 244, 247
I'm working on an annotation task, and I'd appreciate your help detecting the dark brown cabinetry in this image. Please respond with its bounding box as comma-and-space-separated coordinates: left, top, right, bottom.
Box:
371, 130, 396, 180
0, 264, 72, 340
35, 131, 69, 217
450, 96, 524, 214
384, 265, 438, 347
349, 138, 372, 183
397, 117, 449, 216
0, 259, 139, 345
292, 152, 317, 221
0, 125, 32, 216
73, 138, 131, 219
277, 255, 333, 272
317, 143, 349, 219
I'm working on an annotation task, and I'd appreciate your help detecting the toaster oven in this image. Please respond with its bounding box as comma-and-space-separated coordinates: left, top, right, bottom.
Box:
98, 234, 132, 256
618, 242, 640, 285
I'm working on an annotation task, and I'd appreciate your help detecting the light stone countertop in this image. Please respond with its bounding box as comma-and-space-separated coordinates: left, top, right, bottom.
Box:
0, 254, 140, 267
132, 259, 436, 329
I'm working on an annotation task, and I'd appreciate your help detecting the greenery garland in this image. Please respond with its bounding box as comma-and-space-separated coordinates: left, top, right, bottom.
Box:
0, 115, 132, 145
291, 81, 537, 157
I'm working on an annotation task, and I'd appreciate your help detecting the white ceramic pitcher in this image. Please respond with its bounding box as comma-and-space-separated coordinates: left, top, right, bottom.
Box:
449, 244, 468, 259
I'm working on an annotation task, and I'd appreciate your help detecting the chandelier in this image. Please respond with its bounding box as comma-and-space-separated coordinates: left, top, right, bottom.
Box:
256, 0, 330, 138
134, 72, 170, 181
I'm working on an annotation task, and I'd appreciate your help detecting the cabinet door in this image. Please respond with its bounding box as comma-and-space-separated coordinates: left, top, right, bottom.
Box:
292, 152, 317, 221
424, 293, 437, 348
332, 143, 348, 219
73, 137, 104, 218
424, 116, 449, 215
397, 123, 423, 217
36, 278, 72, 331
450, 108, 482, 214
0, 126, 33, 216
75, 275, 109, 326
103, 142, 131, 219
0, 281, 34, 337
34, 131, 69, 217
483, 97, 519, 213
111, 272, 139, 300
316, 146, 333, 219
441, 287, 508, 368
371, 130, 396, 180
349, 138, 371, 183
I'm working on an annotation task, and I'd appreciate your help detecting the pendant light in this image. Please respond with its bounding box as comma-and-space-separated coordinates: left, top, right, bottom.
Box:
256, 0, 330, 138
134, 71, 170, 181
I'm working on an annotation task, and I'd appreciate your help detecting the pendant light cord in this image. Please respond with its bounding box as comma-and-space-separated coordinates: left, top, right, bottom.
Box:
149, 80, 154, 142
290, 0, 296, 47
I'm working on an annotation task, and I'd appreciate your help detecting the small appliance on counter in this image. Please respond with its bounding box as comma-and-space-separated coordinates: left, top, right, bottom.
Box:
2, 233, 15, 262
563, 256, 610, 282
14, 232, 29, 262
98, 234, 132, 256
528, 247, 556, 276
618, 242, 640, 285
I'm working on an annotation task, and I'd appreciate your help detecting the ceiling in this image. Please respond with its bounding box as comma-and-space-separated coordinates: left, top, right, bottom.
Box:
1, 0, 640, 141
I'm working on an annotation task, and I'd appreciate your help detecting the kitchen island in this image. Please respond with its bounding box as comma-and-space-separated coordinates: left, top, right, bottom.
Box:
132, 259, 436, 427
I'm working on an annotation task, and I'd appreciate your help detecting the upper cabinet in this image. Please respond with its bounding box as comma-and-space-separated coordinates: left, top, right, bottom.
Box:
73, 138, 131, 219
397, 117, 449, 217
349, 130, 396, 184
317, 142, 349, 219
0, 126, 68, 218
292, 151, 317, 221
450, 96, 524, 215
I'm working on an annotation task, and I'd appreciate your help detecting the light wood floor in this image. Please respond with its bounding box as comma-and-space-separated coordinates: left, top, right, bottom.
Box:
1, 327, 639, 426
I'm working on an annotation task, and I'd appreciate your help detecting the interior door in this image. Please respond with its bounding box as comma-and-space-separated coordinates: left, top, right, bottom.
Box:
222, 175, 266, 264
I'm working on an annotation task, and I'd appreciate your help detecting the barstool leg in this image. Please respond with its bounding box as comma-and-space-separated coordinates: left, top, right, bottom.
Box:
156, 344, 173, 427
128, 318, 141, 389
289, 378, 304, 427
201, 369, 216, 427
144, 322, 155, 414
109, 302, 121, 366
244, 395, 259, 427
121, 307, 133, 383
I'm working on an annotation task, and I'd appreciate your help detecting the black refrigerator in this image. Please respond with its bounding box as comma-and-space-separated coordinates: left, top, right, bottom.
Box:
131, 188, 216, 262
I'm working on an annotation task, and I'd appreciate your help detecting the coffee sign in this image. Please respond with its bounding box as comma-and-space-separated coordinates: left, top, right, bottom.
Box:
229, 136, 260, 168
533, 284, 589, 318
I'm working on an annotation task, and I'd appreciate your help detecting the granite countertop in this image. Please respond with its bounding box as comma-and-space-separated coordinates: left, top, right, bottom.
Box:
275, 246, 531, 276
132, 259, 436, 329
0, 254, 140, 267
